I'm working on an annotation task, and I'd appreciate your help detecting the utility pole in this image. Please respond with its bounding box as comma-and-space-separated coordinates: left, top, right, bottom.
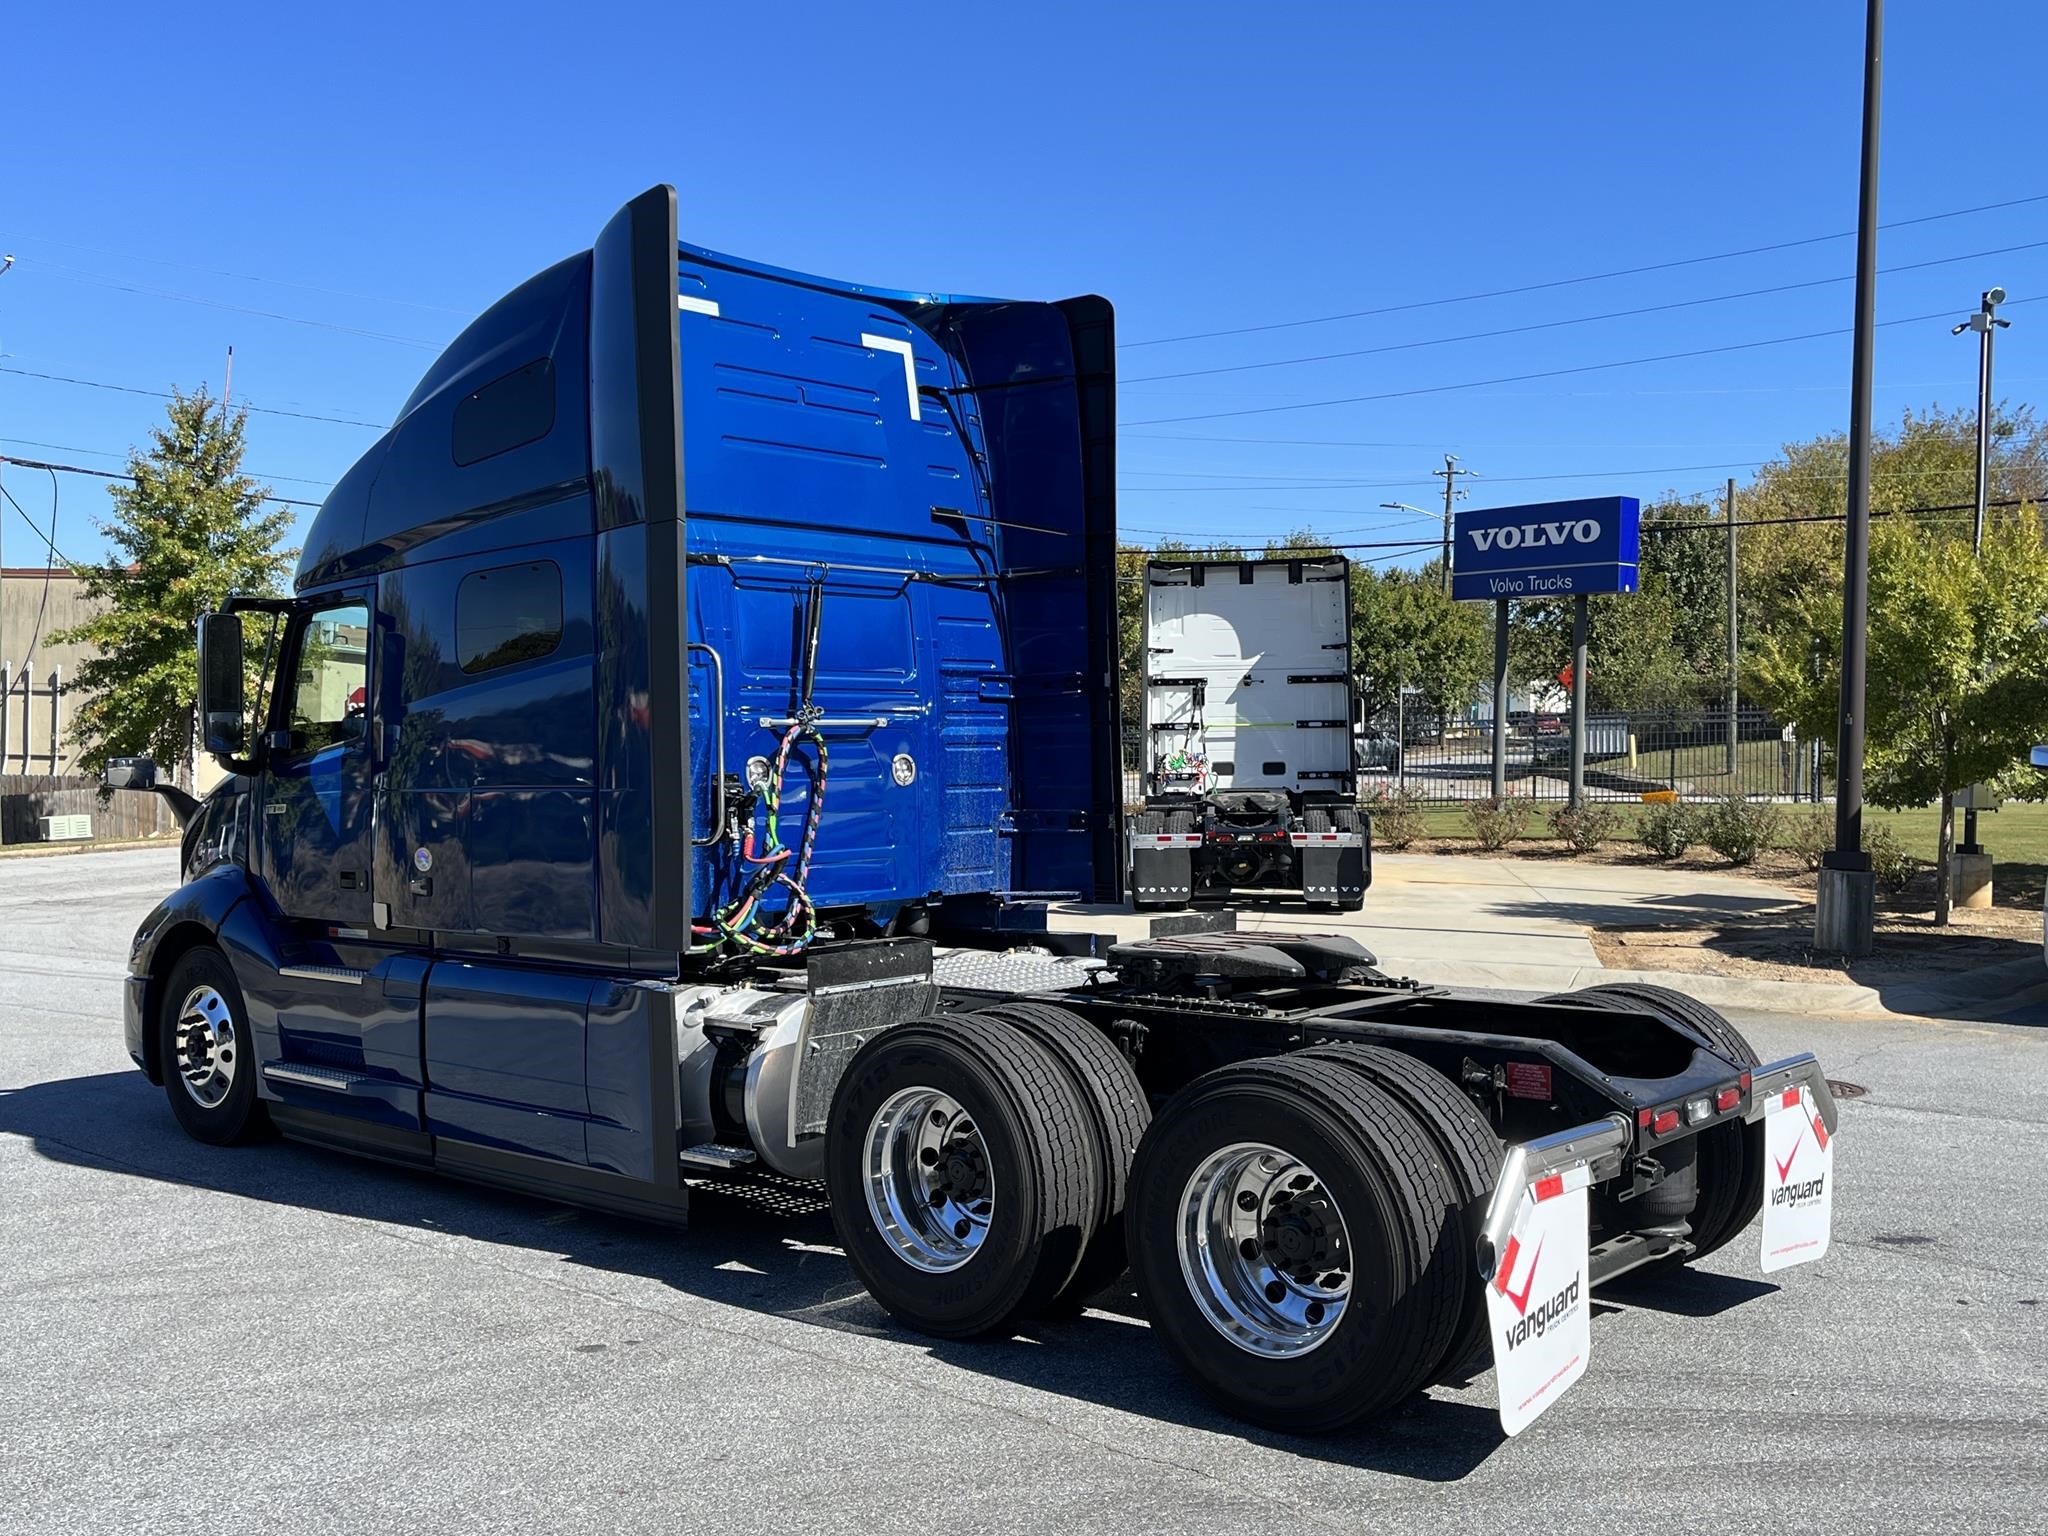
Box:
1952, 287, 2010, 860
1725, 477, 1739, 776
223, 344, 234, 411
1816, 0, 1883, 958
1432, 455, 1475, 593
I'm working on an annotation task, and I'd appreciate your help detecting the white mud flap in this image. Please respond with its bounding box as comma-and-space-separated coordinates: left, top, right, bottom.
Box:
1486, 1166, 1593, 1436
1761, 1083, 1834, 1272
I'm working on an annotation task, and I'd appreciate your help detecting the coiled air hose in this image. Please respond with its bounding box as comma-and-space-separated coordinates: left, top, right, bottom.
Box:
691, 581, 829, 957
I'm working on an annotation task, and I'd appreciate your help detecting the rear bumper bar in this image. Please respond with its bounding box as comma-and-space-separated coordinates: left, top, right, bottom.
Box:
1474, 1052, 1835, 1282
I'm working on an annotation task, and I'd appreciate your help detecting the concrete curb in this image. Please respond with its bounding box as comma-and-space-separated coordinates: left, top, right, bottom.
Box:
0, 837, 177, 861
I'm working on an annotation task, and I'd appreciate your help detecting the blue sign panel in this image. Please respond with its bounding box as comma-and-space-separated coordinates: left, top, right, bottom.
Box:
1450, 496, 1640, 602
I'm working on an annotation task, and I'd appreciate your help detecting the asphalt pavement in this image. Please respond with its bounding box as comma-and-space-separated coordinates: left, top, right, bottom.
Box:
3, 848, 2045, 1534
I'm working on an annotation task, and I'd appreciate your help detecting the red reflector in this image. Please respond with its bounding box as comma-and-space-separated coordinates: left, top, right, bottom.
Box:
1637, 1108, 1653, 1128
1505, 1062, 1553, 1101
1781, 1086, 1801, 1110
1739, 1070, 1752, 1092
1716, 1087, 1741, 1112
1652, 1109, 1680, 1135
1533, 1173, 1565, 1202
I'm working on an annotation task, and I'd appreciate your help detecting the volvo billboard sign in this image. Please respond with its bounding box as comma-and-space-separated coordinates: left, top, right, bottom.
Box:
1451, 496, 1641, 602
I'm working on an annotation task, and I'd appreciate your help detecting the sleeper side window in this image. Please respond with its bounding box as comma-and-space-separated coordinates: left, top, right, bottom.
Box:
284, 602, 371, 755
457, 561, 563, 674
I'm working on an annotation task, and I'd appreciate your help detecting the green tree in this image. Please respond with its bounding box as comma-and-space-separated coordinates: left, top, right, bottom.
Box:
55, 389, 297, 784
1749, 509, 2048, 922
1353, 563, 1490, 731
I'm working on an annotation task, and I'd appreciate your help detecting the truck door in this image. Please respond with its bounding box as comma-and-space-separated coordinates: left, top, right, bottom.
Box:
258, 593, 376, 928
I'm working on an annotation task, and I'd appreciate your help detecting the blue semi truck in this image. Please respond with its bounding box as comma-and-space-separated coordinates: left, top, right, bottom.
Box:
108, 186, 1838, 1435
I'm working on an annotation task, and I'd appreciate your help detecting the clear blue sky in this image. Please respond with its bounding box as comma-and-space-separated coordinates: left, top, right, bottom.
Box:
4, 0, 2045, 573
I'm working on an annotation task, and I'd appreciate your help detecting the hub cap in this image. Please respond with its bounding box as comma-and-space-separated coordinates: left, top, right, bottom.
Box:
863, 1087, 994, 1273
1178, 1142, 1352, 1356
175, 984, 239, 1110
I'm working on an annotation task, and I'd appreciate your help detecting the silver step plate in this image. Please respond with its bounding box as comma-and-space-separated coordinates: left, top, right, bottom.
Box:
679, 1142, 758, 1170
262, 1061, 373, 1093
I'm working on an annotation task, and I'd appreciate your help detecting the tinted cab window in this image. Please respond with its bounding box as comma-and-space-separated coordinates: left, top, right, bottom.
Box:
285, 602, 370, 754
458, 561, 562, 673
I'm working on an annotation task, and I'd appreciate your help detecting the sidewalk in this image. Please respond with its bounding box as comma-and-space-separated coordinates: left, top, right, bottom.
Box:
1053, 854, 1884, 1014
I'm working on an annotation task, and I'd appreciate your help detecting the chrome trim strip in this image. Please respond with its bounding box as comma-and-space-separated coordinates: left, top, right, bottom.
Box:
1476, 1113, 1632, 1281
278, 964, 366, 986
1745, 1052, 1838, 1134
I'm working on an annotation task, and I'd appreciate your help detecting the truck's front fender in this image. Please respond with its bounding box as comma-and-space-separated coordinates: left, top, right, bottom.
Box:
125, 864, 257, 1082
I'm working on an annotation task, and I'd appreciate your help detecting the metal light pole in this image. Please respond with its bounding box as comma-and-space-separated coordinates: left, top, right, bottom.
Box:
1430, 457, 1475, 593
1816, 0, 1883, 958
1952, 287, 2009, 857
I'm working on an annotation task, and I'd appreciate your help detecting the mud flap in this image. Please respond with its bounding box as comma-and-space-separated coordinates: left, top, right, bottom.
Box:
1486, 1163, 1593, 1436
1761, 1083, 1834, 1272
1131, 830, 1197, 906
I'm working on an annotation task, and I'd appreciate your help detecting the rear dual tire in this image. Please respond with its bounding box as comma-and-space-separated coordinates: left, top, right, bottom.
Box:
825, 1010, 1126, 1338
1126, 1054, 1470, 1432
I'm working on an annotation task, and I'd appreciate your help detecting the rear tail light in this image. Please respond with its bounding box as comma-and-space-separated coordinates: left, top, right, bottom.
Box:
1716, 1086, 1742, 1113
1652, 1109, 1680, 1135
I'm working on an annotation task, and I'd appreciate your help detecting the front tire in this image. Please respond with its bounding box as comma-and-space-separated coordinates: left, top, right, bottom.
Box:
158, 947, 268, 1145
825, 1015, 1102, 1338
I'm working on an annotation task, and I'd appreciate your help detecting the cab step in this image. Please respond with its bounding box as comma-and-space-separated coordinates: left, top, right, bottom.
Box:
679, 1142, 758, 1170
262, 1061, 376, 1093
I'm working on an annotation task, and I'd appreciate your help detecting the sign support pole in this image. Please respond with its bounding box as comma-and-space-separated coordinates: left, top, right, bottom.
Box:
1491, 599, 1509, 801
1568, 595, 1588, 810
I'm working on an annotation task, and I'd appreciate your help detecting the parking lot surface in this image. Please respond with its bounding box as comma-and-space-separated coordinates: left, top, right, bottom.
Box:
4, 848, 2045, 1534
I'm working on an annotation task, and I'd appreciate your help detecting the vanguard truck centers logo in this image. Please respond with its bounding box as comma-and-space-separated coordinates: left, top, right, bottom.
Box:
1486, 1178, 1593, 1435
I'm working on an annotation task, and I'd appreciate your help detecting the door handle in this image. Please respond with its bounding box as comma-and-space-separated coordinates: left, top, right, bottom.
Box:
688, 641, 727, 847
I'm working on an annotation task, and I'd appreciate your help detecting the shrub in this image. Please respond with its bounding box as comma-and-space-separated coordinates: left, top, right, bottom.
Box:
1547, 801, 1622, 853
1638, 800, 1696, 859
1866, 823, 1913, 902
1364, 787, 1427, 851
1697, 795, 1782, 866
1782, 807, 1831, 872
1464, 795, 1533, 851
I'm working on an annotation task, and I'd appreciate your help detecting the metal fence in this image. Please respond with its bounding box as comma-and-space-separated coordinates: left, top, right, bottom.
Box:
1358, 703, 1832, 805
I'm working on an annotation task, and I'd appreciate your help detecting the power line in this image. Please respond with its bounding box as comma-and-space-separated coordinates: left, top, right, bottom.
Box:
0, 230, 475, 316
1126, 298, 2048, 426
4, 456, 324, 509
1122, 240, 2048, 385
0, 365, 384, 428
29, 260, 446, 350
1121, 190, 2048, 348
1, 436, 335, 487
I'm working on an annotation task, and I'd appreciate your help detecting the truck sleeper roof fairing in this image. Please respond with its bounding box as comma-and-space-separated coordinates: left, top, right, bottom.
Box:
291, 186, 1124, 968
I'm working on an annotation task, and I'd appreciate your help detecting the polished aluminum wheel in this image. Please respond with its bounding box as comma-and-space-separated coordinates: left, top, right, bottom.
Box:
175, 984, 239, 1110
1178, 1141, 1352, 1356
863, 1087, 995, 1273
